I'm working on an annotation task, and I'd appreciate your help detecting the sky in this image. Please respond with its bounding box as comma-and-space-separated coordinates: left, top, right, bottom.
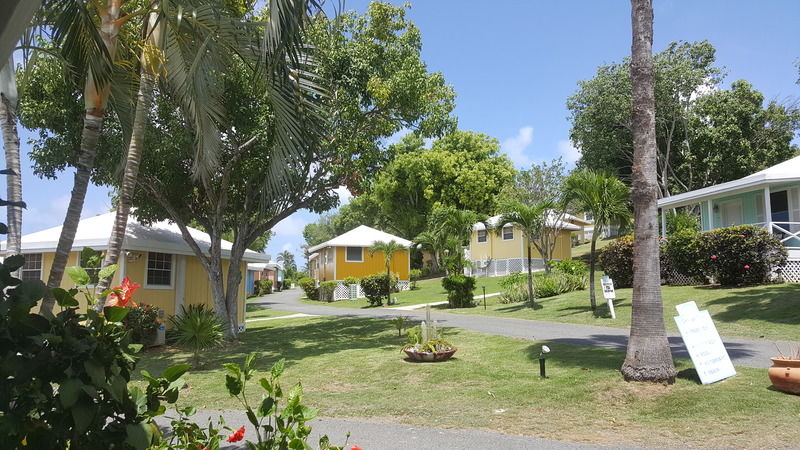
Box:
13, 0, 800, 268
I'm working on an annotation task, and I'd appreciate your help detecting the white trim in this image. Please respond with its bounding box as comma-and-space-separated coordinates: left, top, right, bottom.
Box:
175, 255, 186, 314
476, 229, 488, 243
144, 251, 175, 290
345, 246, 364, 263
502, 225, 515, 241
707, 199, 714, 230
333, 247, 337, 280
20, 252, 43, 282
764, 186, 772, 233
661, 210, 667, 238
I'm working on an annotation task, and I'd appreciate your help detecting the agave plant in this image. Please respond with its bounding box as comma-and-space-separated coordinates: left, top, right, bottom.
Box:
169, 304, 224, 367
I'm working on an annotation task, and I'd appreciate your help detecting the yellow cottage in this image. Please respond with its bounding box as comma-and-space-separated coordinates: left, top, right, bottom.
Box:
467, 214, 581, 277
3, 212, 268, 333
307, 225, 411, 300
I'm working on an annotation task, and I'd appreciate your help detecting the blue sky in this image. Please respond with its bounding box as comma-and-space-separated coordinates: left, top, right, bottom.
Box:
14, 0, 800, 268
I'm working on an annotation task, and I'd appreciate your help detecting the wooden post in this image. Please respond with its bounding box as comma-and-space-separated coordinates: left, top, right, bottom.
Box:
764, 186, 772, 235
707, 199, 714, 231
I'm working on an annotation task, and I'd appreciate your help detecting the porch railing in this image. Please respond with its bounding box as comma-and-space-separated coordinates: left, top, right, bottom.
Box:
752, 222, 800, 248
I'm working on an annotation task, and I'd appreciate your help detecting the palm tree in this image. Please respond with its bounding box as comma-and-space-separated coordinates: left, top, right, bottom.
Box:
429, 205, 485, 275
0, 56, 23, 274
369, 240, 406, 305
621, 0, 677, 383
276, 250, 296, 270
413, 230, 444, 274
497, 200, 553, 309
564, 169, 631, 313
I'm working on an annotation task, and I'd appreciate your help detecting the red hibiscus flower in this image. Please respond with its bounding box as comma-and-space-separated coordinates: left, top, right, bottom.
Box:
350, 446, 363, 450
710, 255, 718, 260
106, 276, 141, 307
227, 426, 245, 443
744, 265, 750, 270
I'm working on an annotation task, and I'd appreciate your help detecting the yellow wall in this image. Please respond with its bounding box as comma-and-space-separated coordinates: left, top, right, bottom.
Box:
334, 246, 410, 280
469, 226, 573, 261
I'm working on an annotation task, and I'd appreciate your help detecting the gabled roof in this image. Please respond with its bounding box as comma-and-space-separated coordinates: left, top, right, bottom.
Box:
248, 261, 284, 271
1, 212, 269, 263
658, 155, 800, 208
473, 214, 582, 231
307, 225, 411, 253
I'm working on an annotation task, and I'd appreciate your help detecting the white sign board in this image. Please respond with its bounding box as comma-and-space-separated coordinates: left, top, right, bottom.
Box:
674, 301, 736, 384
600, 276, 615, 300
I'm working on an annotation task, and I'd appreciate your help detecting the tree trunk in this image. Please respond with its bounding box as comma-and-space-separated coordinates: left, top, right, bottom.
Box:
224, 250, 245, 339
95, 70, 156, 302
588, 233, 597, 313
1, 59, 22, 276
526, 244, 535, 308
621, 0, 677, 383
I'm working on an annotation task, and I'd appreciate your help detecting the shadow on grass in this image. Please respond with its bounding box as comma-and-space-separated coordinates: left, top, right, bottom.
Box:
495, 302, 543, 312
702, 284, 800, 327
524, 341, 625, 371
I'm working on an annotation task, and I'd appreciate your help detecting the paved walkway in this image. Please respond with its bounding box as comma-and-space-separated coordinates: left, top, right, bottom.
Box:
163, 409, 645, 450
251, 289, 788, 368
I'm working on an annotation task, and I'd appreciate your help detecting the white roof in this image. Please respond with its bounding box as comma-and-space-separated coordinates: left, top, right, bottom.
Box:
563, 213, 593, 225
248, 261, 283, 271
307, 225, 411, 253
1, 211, 269, 263
658, 155, 800, 208
473, 214, 582, 232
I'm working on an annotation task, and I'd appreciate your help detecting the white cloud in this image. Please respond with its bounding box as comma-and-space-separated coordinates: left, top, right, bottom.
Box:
501, 126, 534, 168
272, 214, 308, 238
557, 139, 581, 164
334, 186, 353, 206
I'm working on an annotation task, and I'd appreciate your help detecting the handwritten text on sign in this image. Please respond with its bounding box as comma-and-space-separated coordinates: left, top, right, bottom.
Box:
674, 301, 736, 384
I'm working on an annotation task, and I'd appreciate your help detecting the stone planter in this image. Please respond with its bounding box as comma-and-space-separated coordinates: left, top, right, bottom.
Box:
403, 347, 457, 362
769, 357, 800, 394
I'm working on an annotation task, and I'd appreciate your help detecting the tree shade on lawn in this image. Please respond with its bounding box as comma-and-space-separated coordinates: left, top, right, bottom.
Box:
621, 0, 677, 383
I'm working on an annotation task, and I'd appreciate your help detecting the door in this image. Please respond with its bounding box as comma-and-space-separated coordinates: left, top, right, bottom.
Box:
719, 199, 743, 227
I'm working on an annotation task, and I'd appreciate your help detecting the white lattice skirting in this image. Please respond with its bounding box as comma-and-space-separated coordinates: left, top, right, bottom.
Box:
466, 258, 546, 278
780, 259, 800, 283
329, 280, 410, 301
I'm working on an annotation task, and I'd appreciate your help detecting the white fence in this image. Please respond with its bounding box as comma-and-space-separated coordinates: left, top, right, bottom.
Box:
465, 258, 546, 278
323, 280, 411, 301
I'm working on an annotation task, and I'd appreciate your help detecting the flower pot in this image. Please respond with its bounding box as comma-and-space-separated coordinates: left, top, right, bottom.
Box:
403, 347, 457, 362
768, 357, 800, 395
148, 325, 166, 347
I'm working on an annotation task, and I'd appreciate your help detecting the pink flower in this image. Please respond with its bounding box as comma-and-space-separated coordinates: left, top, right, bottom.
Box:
744, 265, 750, 270
227, 426, 245, 443
710, 255, 718, 260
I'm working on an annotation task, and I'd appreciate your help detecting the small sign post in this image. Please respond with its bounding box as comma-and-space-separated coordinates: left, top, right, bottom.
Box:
674, 301, 736, 384
600, 275, 616, 319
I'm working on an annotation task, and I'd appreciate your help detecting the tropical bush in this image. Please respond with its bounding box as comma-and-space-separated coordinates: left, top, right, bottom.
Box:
169, 304, 224, 367
297, 277, 318, 300
123, 303, 161, 345
409, 268, 422, 289
666, 210, 701, 235
403, 324, 454, 353
441, 274, 476, 308
597, 235, 670, 288
699, 225, 787, 286
499, 274, 530, 303
663, 228, 707, 281
318, 280, 338, 302
499, 269, 586, 302
255, 279, 273, 295
390, 316, 410, 336
547, 259, 588, 277
343, 276, 360, 285
360, 273, 394, 306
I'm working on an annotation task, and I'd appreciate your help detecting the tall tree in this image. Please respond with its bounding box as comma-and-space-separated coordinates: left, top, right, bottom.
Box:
621, 0, 677, 383
0, 56, 23, 273
425, 205, 484, 275
497, 200, 554, 308
564, 170, 631, 313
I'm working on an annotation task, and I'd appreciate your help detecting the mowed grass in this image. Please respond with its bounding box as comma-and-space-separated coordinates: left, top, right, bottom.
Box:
245, 303, 294, 320
298, 276, 505, 309
136, 317, 800, 448
439, 275, 800, 341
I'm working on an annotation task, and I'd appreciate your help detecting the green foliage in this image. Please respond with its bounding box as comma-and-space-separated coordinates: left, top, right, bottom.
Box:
255, 279, 273, 296
547, 259, 589, 277
666, 211, 700, 235
318, 281, 338, 302
409, 269, 422, 289
441, 275, 476, 308
169, 305, 224, 367
297, 277, 318, 300
403, 325, 454, 353
343, 276, 361, 285
697, 225, 786, 286
369, 240, 407, 278
663, 229, 706, 280
123, 303, 161, 345
360, 273, 395, 306
597, 236, 636, 288
500, 270, 586, 302
390, 316, 410, 337
0, 256, 187, 449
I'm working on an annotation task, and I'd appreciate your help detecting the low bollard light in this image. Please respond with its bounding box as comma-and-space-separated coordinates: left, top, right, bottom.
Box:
539, 345, 551, 378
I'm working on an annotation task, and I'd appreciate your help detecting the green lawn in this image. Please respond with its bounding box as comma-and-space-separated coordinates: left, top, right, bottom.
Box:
245, 303, 294, 320
299, 276, 505, 309
137, 316, 799, 448
438, 276, 800, 341
571, 237, 615, 262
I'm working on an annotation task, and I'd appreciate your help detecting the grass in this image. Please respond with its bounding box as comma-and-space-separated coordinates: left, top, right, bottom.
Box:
438, 274, 800, 341
137, 316, 800, 448
571, 237, 615, 262
245, 303, 294, 320
298, 276, 505, 309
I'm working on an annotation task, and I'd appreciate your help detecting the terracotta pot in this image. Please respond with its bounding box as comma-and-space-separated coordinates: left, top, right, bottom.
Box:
768, 357, 800, 395
403, 347, 457, 362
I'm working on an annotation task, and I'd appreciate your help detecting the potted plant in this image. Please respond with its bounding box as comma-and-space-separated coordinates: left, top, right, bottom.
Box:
402, 324, 457, 362
769, 345, 800, 395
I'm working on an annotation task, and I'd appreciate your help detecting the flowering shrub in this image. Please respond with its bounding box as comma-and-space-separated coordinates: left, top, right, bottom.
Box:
598, 235, 671, 288
699, 225, 787, 286
360, 273, 396, 306
298, 277, 319, 300
123, 303, 161, 345
441, 274, 476, 308
106, 276, 142, 307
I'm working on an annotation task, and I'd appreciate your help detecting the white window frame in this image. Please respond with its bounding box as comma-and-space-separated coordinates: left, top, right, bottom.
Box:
345, 246, 364, 263
502, 225, 514, 241
719, 198, 743, 227
327, 248, 334, 264
145, 252, 175, 289
476, 229, 487, 243
21, 253, 43, 281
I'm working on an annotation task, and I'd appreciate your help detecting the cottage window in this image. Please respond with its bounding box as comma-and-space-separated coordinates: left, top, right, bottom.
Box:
146, 252, 173, 287
477, 229, 487, 243
502, 226, 514, 241
345, 247, 363, 262
21, 253, 42, 281
327, 248, 334, 263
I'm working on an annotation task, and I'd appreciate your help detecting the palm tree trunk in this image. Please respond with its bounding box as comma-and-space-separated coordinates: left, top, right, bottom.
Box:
527, 244, 535, 308
588, 233, 598, 313
1, 59, 22, 276
621, 0, 677, 383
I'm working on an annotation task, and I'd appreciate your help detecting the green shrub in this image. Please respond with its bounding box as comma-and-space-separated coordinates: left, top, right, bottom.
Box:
499, 277, 529, 303
441, 275, 476, 308
547, 259, 588, 277
701, 225, 787, 286
343, 276, 360, 285
123, 303, 161, 345
597, 235, 636, 288
360, 273, 394, 306
297, 277, 318, 300
255, 279, 273, 295
169, 304, 224, 367
663, 229, 706, 281
666, 210, 700, 235
409, 269, 422, 289
318, 280, 338, 302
